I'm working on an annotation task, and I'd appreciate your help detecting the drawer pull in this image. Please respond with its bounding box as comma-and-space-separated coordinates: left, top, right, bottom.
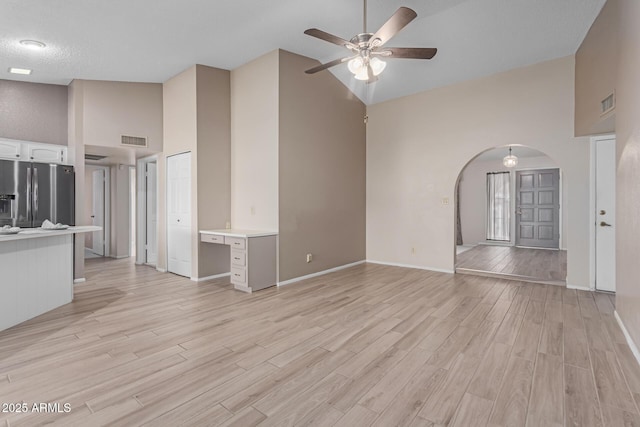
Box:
234, 257, 240, 260
234, 242, 240, 245
234, 274, 240, 277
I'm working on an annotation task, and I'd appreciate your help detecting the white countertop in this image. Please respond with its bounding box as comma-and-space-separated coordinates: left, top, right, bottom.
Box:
0, 226, 101, 242
200, 229, 278, 238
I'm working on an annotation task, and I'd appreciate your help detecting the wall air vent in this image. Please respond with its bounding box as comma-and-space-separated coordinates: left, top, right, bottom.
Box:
121, 135, 148, 147
84, 154, 108, 161
601, 93, 615, 116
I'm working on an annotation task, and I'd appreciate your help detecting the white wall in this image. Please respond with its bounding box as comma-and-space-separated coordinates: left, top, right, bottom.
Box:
230, 51, 279, 231
459, 155, 568, 249
367, 56, 591, 287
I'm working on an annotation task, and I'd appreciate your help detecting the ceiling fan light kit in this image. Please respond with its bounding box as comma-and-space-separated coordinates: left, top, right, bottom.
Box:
303, 0, 437, 83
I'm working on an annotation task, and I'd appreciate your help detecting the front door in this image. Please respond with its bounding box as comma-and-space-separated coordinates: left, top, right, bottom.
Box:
167, 152, 191, 277
595, 138, 616, 292
516, 169, 560, 249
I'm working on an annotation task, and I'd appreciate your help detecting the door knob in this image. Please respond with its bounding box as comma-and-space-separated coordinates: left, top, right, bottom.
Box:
600, 221, 612, 227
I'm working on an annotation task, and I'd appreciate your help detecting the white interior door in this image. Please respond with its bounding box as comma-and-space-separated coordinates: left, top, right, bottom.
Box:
167, 152, 191, 277
146, 162, 158, 265
92, 169, 105, 256
596, 138, 616, 292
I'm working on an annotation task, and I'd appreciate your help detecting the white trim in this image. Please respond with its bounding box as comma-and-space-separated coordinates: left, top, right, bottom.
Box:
366, 260, 455, 274
191, 272, 231, 282
566, 283, 590, 291
277, 260, 366, 287
110, 255, 130, 259
73, 278, 86, 284
615, 310, 640, 368
156, 267, 167, 273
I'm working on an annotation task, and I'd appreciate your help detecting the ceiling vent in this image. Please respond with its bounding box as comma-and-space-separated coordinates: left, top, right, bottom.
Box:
84, 154, 108, 161
121, 135, 148, 148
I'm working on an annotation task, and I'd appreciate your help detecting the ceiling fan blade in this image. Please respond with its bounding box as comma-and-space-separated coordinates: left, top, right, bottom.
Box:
305, 57, 353, 74
370, 7, 417, 47
379, 47, 438, 59
304, 28, 356, 50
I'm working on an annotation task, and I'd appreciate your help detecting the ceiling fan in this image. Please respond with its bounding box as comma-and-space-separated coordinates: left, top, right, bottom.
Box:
303, 0, 437, 83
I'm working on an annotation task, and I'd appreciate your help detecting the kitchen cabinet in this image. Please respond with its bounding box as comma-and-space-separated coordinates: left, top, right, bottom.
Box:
0, 138, 69, 164
200, 229, 277, 293
27, 143, 68, 164
0, 139, 22, 160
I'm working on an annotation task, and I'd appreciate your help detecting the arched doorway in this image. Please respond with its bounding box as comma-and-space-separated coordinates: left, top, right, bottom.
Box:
453, 145, 567, 285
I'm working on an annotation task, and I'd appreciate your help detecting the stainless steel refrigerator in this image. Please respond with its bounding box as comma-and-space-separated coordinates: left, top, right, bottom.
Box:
0, 159, 75, 228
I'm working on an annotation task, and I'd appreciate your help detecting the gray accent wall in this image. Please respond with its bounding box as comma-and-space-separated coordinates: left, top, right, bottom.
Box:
0, 79, 68, 145
278, 50, 366, 281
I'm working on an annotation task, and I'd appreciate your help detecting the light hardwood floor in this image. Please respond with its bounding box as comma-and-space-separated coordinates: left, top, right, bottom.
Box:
1, 258, 638, 426
456, 245, 567, 285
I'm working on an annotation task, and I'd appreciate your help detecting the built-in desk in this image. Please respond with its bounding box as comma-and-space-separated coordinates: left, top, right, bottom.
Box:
200, 229, 278, 293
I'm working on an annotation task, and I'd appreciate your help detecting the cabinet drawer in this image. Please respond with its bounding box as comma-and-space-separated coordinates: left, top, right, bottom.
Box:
225, 237, 246, 250
201, 233, 225, 244
230, 267, 246, 284
231, 249, 246, 267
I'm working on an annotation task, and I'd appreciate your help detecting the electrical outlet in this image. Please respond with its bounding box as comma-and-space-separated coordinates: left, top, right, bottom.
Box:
411, 247, 416, 255
250, 206, 255, 215
306, 254, 312, 263
225, 221, 231, 229
442, 198, 449, 205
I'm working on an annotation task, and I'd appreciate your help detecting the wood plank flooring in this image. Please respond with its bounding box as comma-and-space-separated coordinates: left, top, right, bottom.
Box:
456, 245, 567, 285
0, 258, 637, 426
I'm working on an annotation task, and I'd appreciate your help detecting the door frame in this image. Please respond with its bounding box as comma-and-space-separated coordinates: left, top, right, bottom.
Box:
136, 154, 158, 266
589, 134, 616, 291
86, 165, 111, 258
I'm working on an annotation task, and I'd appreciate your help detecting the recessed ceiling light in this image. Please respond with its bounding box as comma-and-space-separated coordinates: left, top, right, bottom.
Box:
9, 67, 32, 75
19, 40, 46, 49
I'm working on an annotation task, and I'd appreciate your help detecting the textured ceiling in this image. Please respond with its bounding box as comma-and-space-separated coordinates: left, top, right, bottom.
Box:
0, 0, 605, 104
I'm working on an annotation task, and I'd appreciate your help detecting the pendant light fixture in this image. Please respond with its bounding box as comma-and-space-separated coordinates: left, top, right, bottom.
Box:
503, 146, 518, 168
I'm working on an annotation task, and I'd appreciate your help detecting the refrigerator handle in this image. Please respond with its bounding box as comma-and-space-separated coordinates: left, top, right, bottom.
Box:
33, 167, 38, 220
26, 167, 31, 222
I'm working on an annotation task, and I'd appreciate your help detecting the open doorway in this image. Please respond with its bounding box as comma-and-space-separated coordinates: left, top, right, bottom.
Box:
84, 165, 110, 259
136, 155, 158, 267
454, 145, 567, 285
130, 166, 136, 257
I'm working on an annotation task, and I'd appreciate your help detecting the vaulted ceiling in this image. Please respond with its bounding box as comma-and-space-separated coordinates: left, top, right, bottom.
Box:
1, 0, 605, 104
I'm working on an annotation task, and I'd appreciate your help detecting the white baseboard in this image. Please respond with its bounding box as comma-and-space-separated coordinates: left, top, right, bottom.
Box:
615, 310, 640, 368
278, 260, 366, 287
566, 283, 591, 291
191, 272, 231, 282
110, 255, 130, 259
73, 278, 86, 284
366, 260, 455, 275
156, 267, 167, 273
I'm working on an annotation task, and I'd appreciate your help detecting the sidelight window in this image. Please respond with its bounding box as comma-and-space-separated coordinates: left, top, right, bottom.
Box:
486, 172, 511, 241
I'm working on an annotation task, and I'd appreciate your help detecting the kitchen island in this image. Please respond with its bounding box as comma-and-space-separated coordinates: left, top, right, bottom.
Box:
0, 226, 100, 332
